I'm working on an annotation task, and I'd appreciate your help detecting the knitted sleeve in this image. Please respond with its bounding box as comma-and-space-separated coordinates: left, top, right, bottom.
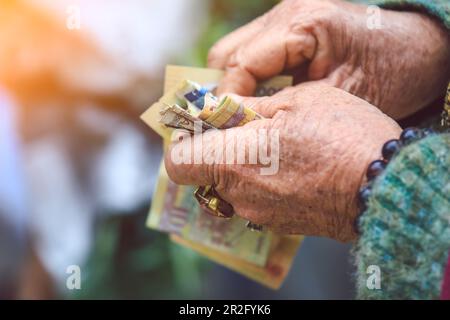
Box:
354, 133, 450, 299
355, 0, 450, 30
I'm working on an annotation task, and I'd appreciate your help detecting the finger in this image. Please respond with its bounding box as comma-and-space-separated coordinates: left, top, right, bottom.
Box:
215, 29, 285, 96
217, 25, 317, 96
285, 31, 317, 69
165, 128, 231, 186
207, 14, 267, 69
235, 208, 267, 226
308, 24, 333, 80
216, 66, 258, 97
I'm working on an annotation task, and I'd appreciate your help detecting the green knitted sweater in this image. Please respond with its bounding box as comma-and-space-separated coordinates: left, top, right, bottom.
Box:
359, 0, 450, 30
353, 0, 450, 299
355, 134, 450, 299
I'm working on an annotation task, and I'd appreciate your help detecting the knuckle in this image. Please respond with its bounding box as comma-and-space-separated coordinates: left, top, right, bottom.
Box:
211, 163, 232, 191
225, 50, 243, 70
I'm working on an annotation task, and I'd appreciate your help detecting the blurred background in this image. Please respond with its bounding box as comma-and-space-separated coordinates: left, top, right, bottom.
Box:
0, 0, 354, 299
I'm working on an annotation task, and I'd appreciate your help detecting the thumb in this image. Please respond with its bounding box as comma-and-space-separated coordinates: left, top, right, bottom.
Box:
164, 128, 233, 186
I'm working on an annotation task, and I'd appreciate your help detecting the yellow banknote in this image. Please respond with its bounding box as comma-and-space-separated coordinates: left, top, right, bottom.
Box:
171, 233, 303, 290
200, 95, 262, 129
149, 159, 273, 266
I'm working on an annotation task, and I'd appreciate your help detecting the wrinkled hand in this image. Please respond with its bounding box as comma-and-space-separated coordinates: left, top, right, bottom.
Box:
165, 84, 401, 242
208, 0, 450, 119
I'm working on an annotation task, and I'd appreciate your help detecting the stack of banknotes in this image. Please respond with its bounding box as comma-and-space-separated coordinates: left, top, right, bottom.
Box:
140, 65, 303, 289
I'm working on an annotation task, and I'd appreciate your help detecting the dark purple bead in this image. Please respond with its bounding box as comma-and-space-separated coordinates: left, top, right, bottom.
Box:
358, 184, 372, 211
353, 215, 361, 234
422, 128, 435, 136
366, 159, 386, 181
382, 139, 401, 161
400, 127, 423, 145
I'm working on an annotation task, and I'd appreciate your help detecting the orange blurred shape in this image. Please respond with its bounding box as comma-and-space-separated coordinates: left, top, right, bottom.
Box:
0, 0, 102, 100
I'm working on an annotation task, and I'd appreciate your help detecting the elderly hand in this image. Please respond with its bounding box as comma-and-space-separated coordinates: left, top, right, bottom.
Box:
208, 0, 450, 119
165, 83, 401, 242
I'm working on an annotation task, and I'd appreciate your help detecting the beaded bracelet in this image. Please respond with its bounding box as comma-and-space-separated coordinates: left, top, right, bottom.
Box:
355, 127, 433, 232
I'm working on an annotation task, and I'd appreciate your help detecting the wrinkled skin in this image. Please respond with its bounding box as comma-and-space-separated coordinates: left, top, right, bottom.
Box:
165, 0, 449, 242
208, 0, 450, 119
165, 84, 401, 242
